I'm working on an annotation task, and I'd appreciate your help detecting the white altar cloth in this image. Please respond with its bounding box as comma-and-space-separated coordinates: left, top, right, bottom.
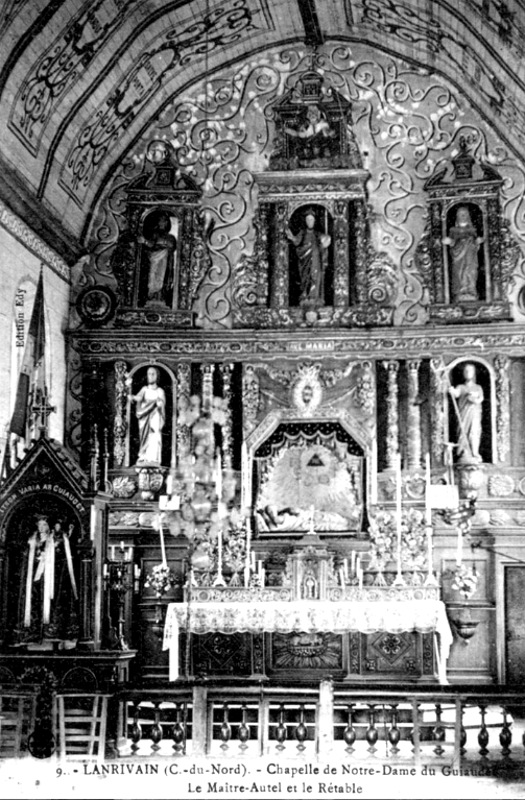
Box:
163, 599, 453, 683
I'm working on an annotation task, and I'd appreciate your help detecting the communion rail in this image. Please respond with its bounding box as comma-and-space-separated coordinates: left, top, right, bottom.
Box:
116, 682, 525, 773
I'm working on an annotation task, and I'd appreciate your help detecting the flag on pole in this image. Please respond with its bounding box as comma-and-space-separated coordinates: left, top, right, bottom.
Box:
10, 270, 46, 437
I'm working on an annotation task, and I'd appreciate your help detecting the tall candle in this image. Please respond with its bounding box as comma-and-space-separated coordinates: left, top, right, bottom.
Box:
351, 550, 356, 574
371, 439, 378, 505
425, 452, 432, 528
215, 450, 222, 501
396, 453, 402, 576
245, 516, 251, 572
343, 558, 349, 580
241, 441, 249, 507
217, 526, 223, 576
166, 474, 173, 496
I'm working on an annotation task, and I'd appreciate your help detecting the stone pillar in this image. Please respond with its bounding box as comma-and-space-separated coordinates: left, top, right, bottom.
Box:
495, 355, 510, 462
407, 360, 421, 470
382, 360, 400, 469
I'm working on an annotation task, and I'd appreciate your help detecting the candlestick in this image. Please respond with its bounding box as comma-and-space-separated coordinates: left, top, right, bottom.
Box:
213, 526, 226, 587
394, 453, 403, 583
456, 525, 463, 566
425, 452, 432, 528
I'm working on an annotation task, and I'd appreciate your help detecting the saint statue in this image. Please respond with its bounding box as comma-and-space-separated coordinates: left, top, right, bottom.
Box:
18, 517, 79, 643
129, 366, 166, 465
443, 206, 483, 302
286, 210, 331, 305
448, 363, 484, 464
138, 212, 177, 306
284, 105, 335, 141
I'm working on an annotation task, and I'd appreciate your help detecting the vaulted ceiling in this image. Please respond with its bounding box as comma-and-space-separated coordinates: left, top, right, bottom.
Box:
1, 0, 525, 262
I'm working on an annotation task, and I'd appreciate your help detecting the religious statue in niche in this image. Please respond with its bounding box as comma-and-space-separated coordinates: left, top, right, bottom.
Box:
256, 442, 363, 533
15, 514, 79, 645
287, 206, 332, 307
443, 204, 484, 302
448, 362, 485, 464
137, 210, 178, 307
127, 365, 170, 466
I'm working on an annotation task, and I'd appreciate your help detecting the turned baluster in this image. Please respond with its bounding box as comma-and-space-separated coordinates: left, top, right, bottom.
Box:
366, 705, 378, 753
432, 703, 446, 757
172, 702, 185, 755
130, 701, 142, 755
500, 709, 512, 758
460, 705, 467, 757
343, 704, 356, 755
238, 703, 250, 751
295, 704, 308, 752
388, 704, 400, 755
150, 701, 163, 752
275, 704, 287, 751
478, 704, 489, 758
220, 703, 231, 750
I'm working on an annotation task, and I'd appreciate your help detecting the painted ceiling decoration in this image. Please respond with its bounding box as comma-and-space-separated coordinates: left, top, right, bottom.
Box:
1, 0, 525, 258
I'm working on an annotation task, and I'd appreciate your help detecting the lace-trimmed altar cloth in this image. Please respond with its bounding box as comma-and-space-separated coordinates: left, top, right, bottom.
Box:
163, 599, 452, 683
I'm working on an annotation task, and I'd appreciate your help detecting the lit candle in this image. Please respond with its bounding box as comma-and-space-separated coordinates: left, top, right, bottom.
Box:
425, 452, 432, 528
103, 564, 109, 579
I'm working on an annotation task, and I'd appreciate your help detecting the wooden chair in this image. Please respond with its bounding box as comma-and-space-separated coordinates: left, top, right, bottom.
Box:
56, 693, 110, 762
0, 691, 37, 758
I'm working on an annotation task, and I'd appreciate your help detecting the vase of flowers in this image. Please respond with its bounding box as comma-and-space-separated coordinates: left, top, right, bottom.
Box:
144, 563, 176, 598
451, 564, 478, 600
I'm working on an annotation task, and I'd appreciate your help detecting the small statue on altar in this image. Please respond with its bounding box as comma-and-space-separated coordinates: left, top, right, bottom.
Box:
129, 366, 167, 465
448, 363, 484, 464
443, 206, 483, 302
18, 516, 79, 643
138, 212, 177, 307
286, 209, 331, 306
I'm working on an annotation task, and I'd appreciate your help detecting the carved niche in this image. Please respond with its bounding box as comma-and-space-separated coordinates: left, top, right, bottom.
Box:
233, 71, 396, 329
110, 140, 211, 328
417, 137, 520, 323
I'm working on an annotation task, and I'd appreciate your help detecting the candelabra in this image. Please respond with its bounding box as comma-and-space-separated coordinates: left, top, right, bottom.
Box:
103, 542, 140, 650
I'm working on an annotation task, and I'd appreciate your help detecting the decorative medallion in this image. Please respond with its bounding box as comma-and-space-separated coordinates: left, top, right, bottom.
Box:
290, 365, 323, 415
111, 476, 137, 499
488, 474, 515, 497
76, 285, 117, 326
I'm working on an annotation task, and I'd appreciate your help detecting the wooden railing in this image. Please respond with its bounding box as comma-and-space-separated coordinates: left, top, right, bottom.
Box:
115, 682, 525, 770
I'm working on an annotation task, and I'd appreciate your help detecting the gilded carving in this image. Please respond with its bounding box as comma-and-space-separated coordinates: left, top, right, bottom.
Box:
406, 360, 421, 470
488, 474, 514, 497
430, 359, 447, 465
242, 365, 260, 437
176, 364, 192, 462
113, 361, 128, 466
495, 355, 510, 462
382, 361, 400, 469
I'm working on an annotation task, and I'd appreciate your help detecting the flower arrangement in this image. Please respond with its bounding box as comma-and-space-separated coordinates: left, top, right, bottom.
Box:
368, 507, 427, 571
451, 564, 478, 600
144, 563, 176, 598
